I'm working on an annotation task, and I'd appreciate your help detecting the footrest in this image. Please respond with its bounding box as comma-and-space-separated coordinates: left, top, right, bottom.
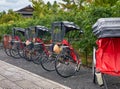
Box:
34, 42, 42, 45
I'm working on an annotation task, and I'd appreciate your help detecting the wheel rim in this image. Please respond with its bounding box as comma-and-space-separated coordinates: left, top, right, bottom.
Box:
41, 54, 56, 71
55, 54, 77, 78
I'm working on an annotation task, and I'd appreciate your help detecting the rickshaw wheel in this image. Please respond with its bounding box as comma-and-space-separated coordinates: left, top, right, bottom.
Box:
4, 48, 11, 56
55, 54, 77, 78
18, 49, 25, 58
9, 42, 20, 59
32, 51, 42, 64
33, 52, 43, 65
24, 49, 32, 61
33, 56, 42, 64
18, 43, 26, 58
22, 46, 31, 61
41, 52, 56, 71
4, 42, 11, 56
10, 48, 20, 59
3, 35, 12, 56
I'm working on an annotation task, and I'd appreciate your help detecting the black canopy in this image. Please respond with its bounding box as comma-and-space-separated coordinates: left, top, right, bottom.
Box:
52, 21, 80, 33
13, 27, 25, 33
26, 25, 50, 39
35, 25, 49, 32
12, 27, 25, 36
52, 21, 81, 42
92, 18, 120, 38
28, 25, 50, 33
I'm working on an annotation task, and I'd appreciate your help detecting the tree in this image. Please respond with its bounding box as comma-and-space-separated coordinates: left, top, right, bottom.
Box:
60, 0, 77, 11
92, 0, 119, 6
30, 0, 45, 18
111, 0, 120, 17
0, 9, 22, 24
0, 11, 6, 18
51, 1, 60, 14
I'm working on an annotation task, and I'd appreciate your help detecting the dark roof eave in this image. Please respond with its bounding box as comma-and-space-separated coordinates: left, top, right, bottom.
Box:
16, 11, 33, 15
15, 5, 34, 12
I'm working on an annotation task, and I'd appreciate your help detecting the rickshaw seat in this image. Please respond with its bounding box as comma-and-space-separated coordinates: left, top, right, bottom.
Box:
96, 38, 120, 76
62, 39, 78, 62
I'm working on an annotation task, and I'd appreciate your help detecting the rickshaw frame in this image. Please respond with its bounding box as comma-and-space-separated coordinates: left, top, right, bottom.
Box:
51, 21, 82, 78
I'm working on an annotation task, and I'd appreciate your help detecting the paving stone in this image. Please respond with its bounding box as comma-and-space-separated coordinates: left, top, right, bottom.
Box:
30, 73, 71, 89
3, 70, 15, 76
0, 79, 22, 89
0, 67, 9, 76
21, 72, 40, 82
5, 73, 25, 82
0, 68, 24, 82
6, 67, 20, 73
33, 80, 65, 89
15, 80, 41, 89
0, 61, 12, 69
19, 70, 71, 89
21, 73, 58, 88
0, 60, 71, 89
0, 75, 6, 81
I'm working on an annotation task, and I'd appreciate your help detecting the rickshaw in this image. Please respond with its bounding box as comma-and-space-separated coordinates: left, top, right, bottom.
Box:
3, 34, 12, 56
23, 25, 51, 62
92, 18, 120, 89
51, 21, 83, 78
23, 25, 56, 71
3, 27, 26, 58
31, 26, 57, 71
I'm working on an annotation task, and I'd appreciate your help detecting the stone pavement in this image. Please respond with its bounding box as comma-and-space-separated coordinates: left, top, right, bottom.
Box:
0, 60, 71, 89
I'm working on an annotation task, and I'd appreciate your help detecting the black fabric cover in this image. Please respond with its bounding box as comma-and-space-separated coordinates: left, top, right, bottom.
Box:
92, 18, 120, 38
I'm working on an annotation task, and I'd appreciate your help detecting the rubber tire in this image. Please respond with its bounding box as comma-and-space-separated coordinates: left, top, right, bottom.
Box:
55, 54, 77, 78
41, 52, 56, 71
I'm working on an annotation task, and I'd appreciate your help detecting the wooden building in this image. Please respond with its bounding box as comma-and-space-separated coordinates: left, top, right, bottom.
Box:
15, 5, 34, 17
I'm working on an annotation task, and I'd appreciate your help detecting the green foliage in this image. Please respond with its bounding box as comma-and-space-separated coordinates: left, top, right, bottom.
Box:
75, 4, 113, 55
111, 0, 120, 17
93, 0, 119, 6
0, 10, 22, 24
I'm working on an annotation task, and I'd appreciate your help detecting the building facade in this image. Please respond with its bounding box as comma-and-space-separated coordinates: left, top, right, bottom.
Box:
15, 5, 34, 17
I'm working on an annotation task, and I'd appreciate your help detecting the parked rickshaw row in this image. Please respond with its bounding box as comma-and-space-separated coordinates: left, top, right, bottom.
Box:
2, 18, 120, 89
3, 21, 83, 78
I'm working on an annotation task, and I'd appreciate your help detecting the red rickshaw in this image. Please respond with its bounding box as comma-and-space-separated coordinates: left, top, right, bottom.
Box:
92, 18, 120, 89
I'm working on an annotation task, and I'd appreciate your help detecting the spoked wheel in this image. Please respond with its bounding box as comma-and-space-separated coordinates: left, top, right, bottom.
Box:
4, 48, 11, 56
41, 52, 56, 71
23, 48, 32, 61
3, 35, 12, 56
10, 48, 20, 59
23, 48, 39, 61
18, 43, 26, 58
55, 54, 77, 78
33, 51, 43, 64
31, 50, 40, 62
10, 42, 20, 59
4, 42, 12, 56
18, 48, 25, 58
